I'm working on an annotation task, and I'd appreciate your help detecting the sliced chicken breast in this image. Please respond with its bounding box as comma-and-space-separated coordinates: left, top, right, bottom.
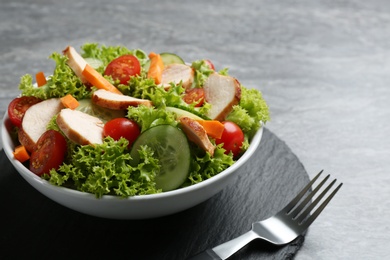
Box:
160, 64, 194, 89
92, 89, 153, 109
56, 109, 104, 145
203, 72, 241, 121
18, 98, 65, 152
179, 116, 215, 156
63, 46, 88, 84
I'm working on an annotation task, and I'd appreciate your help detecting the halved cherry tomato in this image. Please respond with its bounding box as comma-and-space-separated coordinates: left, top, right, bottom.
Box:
29, 130, 67, 176
215, 121, 244, 157
183, 88, 205, 107
103, 118, 141, 148
104, 54, 141, 85
8, 96, 42, 127
205, 59, 215, 70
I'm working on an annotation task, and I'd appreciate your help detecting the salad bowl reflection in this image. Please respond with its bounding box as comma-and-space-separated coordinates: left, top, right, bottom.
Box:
1, 112, 263, 219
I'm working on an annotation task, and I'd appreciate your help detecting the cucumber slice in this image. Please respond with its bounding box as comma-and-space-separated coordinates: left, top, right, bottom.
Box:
166, 106, 203, 120
130, 125, 190, 191
173, 105, 211, 120
160, 52, 185, 65
84, 57, 104, 70
142, 52, 185, 71
75, 99, 125, 123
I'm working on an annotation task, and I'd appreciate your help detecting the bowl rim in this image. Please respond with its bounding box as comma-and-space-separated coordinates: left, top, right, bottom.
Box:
1, 110, 263, 201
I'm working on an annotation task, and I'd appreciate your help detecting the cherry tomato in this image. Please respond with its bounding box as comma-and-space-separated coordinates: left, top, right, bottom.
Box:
8, 96, 42, 127
205, 59, 215, 70
104, 54, 141, 85
29, 130, 67, 176
103, 118, 141, 148
183, 88, 205, 107
215, 121, 244, 157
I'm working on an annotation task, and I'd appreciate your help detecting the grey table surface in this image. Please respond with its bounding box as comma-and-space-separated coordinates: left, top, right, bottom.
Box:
1, 0, 389, 259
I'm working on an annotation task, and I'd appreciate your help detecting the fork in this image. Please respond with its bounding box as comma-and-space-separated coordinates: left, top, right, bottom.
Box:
188, 170, 343, 260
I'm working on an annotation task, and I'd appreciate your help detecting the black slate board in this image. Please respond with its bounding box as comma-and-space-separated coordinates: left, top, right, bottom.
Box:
0, 128, 309, 260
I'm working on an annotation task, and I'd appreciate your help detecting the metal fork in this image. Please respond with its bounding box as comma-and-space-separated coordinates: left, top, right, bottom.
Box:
188, 170, 343, 260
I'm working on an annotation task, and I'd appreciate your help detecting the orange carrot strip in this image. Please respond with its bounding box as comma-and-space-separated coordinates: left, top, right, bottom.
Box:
13, 145, 30, 163
82, 64, 123, 95
196, 120, 225, 139
147, 52, 164, 84
36, 71, 47, 87
61, 94, 80, 109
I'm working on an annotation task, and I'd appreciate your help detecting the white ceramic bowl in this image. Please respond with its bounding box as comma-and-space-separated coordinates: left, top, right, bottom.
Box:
1, 112, 263, 219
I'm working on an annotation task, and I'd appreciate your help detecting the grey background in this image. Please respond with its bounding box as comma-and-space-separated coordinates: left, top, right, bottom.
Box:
1, 0, 389, 259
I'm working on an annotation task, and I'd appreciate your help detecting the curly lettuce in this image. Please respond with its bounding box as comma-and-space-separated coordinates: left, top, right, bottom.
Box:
47, 137, 161, 198
81, 43, 149, 71
120, 76, 186, 108
227, 86, 270, 138
19, 52, 90, 100
127, 105, 177, 133
119, 75, 212, 120
191, 59, 215, 88
185, 144, 234, 186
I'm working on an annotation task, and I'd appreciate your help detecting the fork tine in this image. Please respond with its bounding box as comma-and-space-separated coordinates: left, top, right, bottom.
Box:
299, 181, 343, 227
289, 174, 331, 218
295, 178, 336, 223
283, 170, 324, 213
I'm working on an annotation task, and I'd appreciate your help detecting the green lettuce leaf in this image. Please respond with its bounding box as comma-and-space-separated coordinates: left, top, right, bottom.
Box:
185, 144, 234, 186
118, 74, 156, 98
81, 43, 149, 72
191, 59, 215, 88
227, 86, 270, 138
120, 76, 186, 108
19, 52, 90, 100
48, 137, 161, 198
127, 106, 178, 133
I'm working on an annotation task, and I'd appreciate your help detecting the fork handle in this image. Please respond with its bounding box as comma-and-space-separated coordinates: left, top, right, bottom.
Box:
188, 230, 258, 260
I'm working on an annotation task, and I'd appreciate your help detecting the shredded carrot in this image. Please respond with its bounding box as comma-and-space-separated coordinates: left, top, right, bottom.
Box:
61, 94, 80, 109
13, 145, 30, 163
196, 120, 225, 139
36, 71, 47, 87
82, 64, 123, 95
147, 52, 164, 84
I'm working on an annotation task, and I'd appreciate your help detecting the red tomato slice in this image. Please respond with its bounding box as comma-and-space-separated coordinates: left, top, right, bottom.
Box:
104, 54, 141, 85
29, 130, 67, 176
8, 96, 42, 127
183, 88, 205, 107
215, 121, 244, 157
103, 118, 141, 148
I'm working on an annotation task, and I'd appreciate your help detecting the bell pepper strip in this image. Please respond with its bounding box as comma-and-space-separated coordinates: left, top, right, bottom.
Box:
13, 145, 30, 163
147, 52, 164, 84
82, 64, 123, 95
60, 94, 79, 109
35, 71, 47, 87
195, 120, 225, 139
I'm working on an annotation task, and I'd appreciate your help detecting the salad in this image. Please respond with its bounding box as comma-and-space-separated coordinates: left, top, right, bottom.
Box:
8, 43, 270, 198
